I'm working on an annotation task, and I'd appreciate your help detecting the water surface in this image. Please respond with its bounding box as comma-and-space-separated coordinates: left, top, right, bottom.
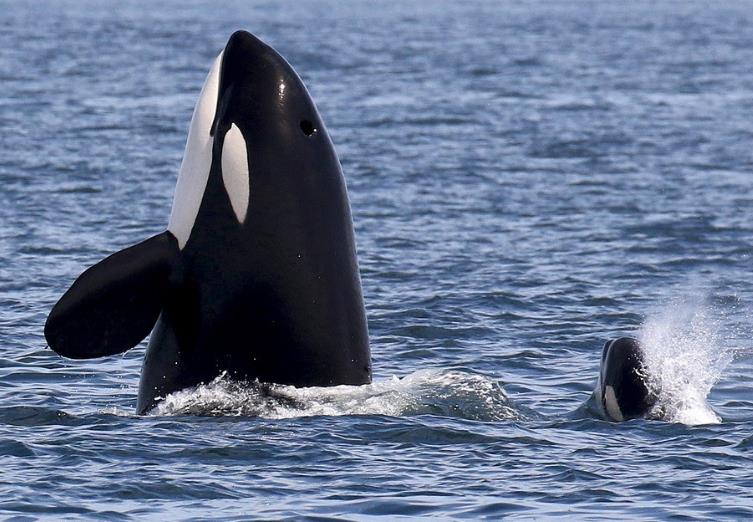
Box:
2, 0, 753, 518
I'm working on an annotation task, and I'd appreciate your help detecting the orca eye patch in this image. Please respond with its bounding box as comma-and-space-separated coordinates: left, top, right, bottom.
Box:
300, 119, 316, 136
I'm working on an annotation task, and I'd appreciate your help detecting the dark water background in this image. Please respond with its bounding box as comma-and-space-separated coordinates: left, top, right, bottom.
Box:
2, 0, 753, 518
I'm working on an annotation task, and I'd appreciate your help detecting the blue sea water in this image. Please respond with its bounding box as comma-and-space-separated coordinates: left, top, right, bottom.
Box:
2, 0, 753, 518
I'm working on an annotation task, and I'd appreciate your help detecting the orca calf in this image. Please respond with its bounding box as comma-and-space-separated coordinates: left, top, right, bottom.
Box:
45, 31, 371, 414
592, 337, 657, 421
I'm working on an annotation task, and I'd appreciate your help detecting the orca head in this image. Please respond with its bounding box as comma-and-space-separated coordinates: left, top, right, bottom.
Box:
598, 337, 657, 421
212, 30, 323, 144
168, 30, 334, 249
210, 30, 333, 221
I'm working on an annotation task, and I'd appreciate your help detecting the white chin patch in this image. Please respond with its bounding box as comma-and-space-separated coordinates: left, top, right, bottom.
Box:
221, 123, 250, 224
604, 385, 625, 421
167, 52, 223, 249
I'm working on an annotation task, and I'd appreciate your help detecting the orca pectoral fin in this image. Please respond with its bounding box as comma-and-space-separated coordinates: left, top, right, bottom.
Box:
45, 231, 180, 359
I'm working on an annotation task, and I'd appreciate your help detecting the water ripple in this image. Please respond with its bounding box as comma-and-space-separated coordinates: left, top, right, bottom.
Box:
2, 0, 753, 518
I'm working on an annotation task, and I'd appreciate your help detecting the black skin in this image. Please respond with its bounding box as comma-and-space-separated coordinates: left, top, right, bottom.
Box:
139, 31, 371, 413
599, 337, 657, 421
45, 31, 371, 414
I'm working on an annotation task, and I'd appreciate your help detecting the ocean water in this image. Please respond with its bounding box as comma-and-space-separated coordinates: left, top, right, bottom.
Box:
2, 0, 753, 518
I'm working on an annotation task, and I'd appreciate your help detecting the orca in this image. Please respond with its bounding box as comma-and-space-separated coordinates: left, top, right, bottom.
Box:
592, 337, 657, 421
44, 30, 372, 414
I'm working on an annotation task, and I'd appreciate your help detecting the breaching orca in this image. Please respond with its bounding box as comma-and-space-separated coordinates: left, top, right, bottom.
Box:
45, 31, 372, 414
592, 337, 657, 421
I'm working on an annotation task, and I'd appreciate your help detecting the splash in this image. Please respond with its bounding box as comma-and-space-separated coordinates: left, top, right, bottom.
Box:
148, 369, 517, 421
638, 297, 735, 425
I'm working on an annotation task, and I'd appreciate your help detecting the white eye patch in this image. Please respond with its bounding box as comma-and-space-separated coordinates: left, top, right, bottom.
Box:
604, 385, 624, 422
221, 123, 250, 224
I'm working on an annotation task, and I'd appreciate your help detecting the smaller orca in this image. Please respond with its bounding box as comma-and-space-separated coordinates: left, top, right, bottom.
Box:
592, 337, 658, 421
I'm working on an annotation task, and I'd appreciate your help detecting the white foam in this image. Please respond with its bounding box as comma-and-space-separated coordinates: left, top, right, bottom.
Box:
149, 369, 517, 421
100, 406, 133, 417
638, 297, 734, 425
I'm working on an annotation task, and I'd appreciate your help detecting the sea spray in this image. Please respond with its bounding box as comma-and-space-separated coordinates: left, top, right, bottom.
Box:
638, 297, 735, 425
